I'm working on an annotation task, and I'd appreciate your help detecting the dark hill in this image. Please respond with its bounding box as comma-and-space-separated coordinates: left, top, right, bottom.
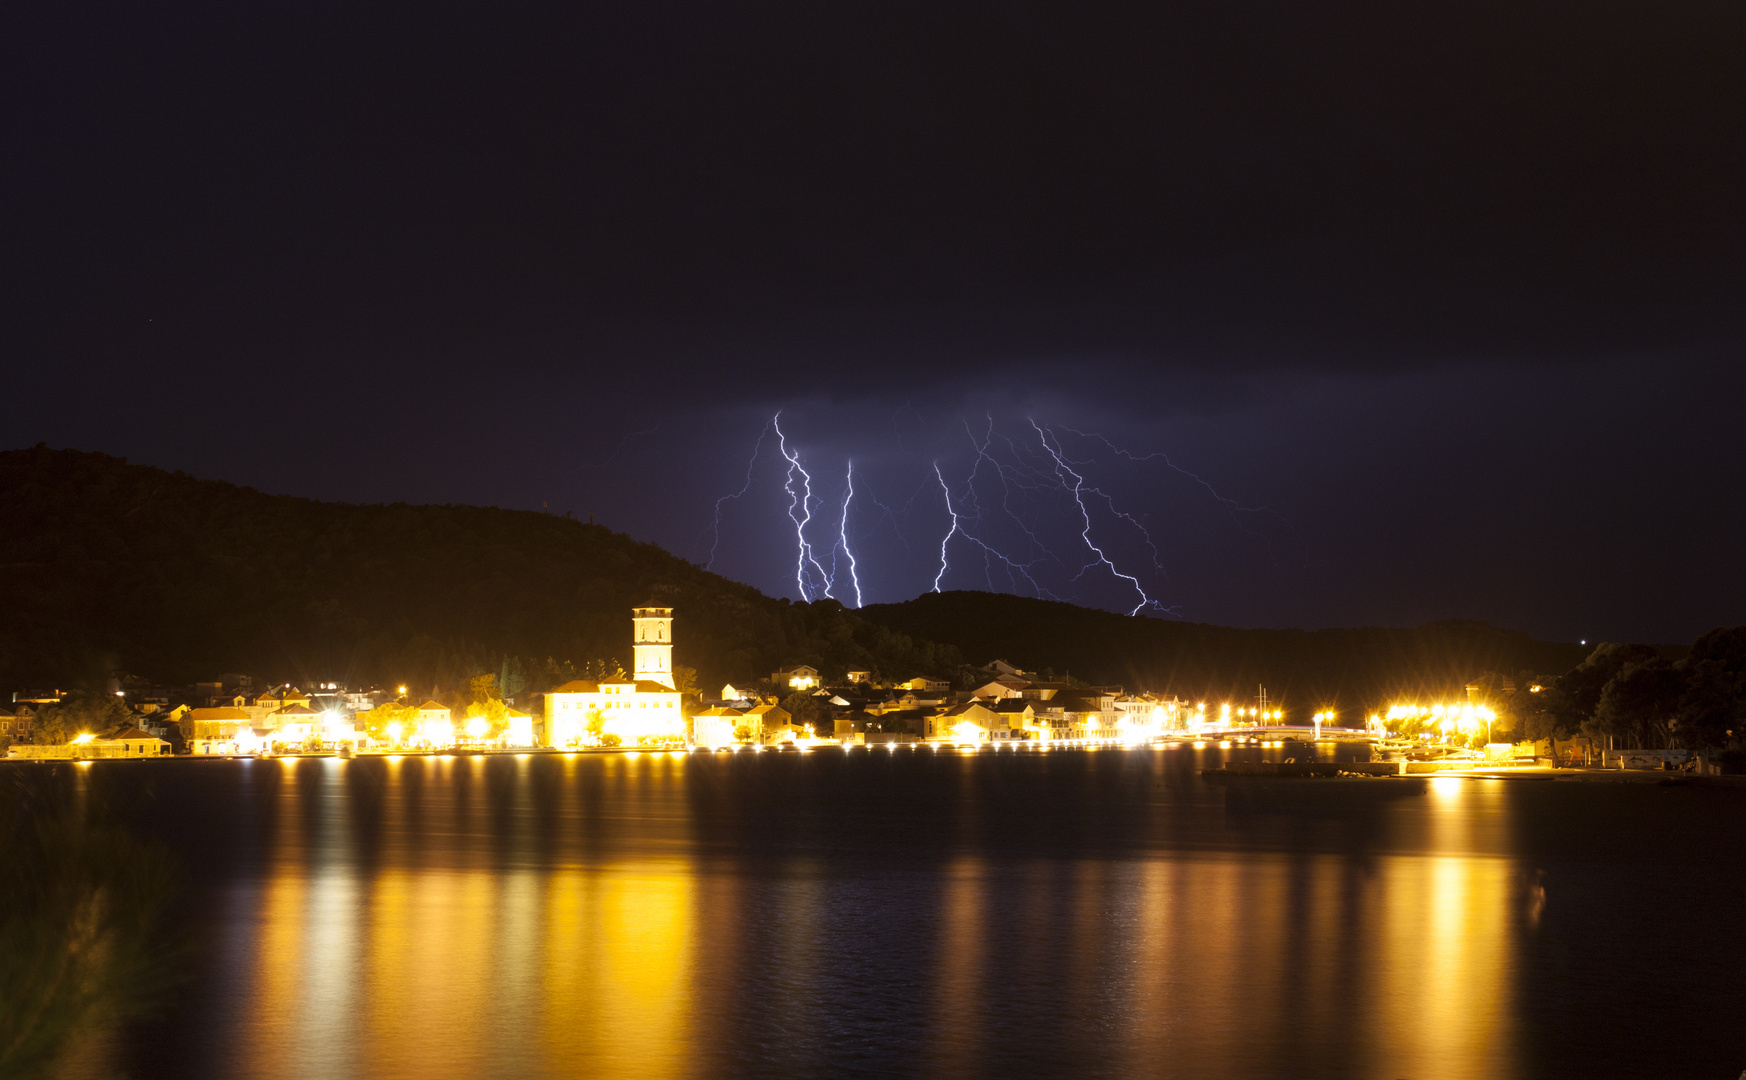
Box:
3, 447, 1592, 711
0, 448, 959, 692
857, 592, 1592, 712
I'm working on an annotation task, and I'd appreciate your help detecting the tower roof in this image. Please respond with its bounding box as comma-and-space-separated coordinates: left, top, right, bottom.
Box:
633, 600, 673, 613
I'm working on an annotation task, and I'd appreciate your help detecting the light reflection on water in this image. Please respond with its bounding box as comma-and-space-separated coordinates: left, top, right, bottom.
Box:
55, 749, 1746, 1079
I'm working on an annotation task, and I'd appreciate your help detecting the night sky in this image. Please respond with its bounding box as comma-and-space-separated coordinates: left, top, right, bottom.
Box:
4, 1, 1741, 643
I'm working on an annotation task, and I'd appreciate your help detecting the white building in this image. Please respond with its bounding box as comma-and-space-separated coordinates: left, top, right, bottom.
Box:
546, 603, 685, 747
632, 602, 676, 689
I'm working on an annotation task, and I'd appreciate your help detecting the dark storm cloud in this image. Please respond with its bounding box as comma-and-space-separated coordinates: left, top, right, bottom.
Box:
4, 0, 1740, 399
3, 1, 1742, 642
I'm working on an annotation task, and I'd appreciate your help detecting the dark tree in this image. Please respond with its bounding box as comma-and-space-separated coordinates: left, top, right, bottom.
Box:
32, 692, 132, 745
1593, 657, 1687, 749
1677, 627, 1746, 748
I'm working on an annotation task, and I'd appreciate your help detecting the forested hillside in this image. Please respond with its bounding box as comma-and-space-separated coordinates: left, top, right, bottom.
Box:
3, 447, 1603, 712
0, 448, 959, 692
858, 592, 1594, 708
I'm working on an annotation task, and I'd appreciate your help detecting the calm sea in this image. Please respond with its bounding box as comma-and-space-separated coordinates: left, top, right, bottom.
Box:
27, 747, 1746, 1079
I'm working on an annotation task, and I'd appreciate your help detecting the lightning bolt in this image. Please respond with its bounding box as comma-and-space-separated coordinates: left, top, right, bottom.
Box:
932, 462, 961, 593
704, 417, 772, 569
1052, 424, 1277, 522
932, 458, 1059, 599
837, 461, 864, 608
1030, 419, 1164, 616
775, 413, 833, 601
1050, 424, 1291, 567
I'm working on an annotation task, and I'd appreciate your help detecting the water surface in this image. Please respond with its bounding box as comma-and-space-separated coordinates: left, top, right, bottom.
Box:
31, 747, 1746, 1079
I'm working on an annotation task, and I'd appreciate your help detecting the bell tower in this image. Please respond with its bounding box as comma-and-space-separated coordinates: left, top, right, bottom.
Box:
631, 602, 675, 689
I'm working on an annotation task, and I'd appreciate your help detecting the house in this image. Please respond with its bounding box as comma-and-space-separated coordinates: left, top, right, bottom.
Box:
861, 708, 930, 743
106, 727, 171, 756
740, 703, 791, 744
922, 701, 1000, 742
188, 706, 253, 753
503, 708, 536, 747
901, 676, 951, 694
270, 703, 324, 745
1037, 690, 1118, 741
413, 700, 454, 746
10, 728, 171, 759
993, 698, 1040, 738
251, 687, 312, 721
980, 659, 1031, 678
721, 681, 759, 703
772, 665, 819, 691
1019, 681, 1073, 702
8, 706, 35, 741
845, 670, 872, 684
691, 706, 743, 749
0, 707, 17, 741
970, 675, 1029, 701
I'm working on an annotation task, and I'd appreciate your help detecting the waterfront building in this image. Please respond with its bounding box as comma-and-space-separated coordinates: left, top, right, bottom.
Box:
546, 680, 684, 745
740, 702, 790, 743
692, 706, 742, 749
926, 701, 1001, 742
503, 708, 536, 747
7, 728, 170, 759
992, 698, 1040, 737
188, 706, 252, 753
413, 700, 453, 746
545, 604, 686, 747
270, 702, 322, 744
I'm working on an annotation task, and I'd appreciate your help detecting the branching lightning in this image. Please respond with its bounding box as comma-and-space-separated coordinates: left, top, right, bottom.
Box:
704, 418, 772, 569
775, 413, 834, 601
703, 409, 1262, 618
1031, 419, 1167, 616
1052, 423, 1292, 562
1053, 424, 1276, 522
931, 455, 1059, 599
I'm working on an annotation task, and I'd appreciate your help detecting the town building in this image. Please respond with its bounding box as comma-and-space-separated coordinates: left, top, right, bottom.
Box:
720, 681, 758, 703
413, 700, 453, 746
691, 706, 742, 749
925, 701, 1001, 742
632, 602, 676, 689
8, 728, 170, 759
772, 665, 819, 691
901, 675, 952, 694
187, 706, 252, 754
545, 604, 685, 747
970, 675, 1029, 701
741, 702, 791, 744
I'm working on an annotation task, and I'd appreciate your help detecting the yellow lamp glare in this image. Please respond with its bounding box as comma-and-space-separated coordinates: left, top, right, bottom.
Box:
71, 732, 95, 745
387, 721, 404, 743
466, 716, 489, 739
